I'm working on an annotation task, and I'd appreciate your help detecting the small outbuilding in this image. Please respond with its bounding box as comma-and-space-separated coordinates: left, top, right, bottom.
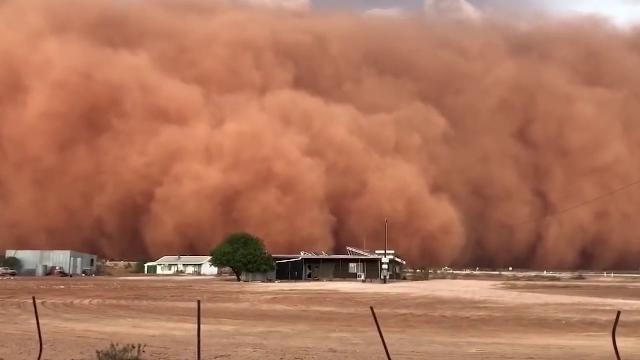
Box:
5, 250, 97, 276
144, 255, 218, 275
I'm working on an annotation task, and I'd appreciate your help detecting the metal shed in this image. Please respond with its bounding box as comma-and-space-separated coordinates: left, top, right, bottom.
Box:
4, 250, 97, 276
273, 247, 405, 281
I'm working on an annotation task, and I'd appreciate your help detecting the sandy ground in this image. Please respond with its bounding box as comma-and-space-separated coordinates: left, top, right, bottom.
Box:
1, 277, 639, 360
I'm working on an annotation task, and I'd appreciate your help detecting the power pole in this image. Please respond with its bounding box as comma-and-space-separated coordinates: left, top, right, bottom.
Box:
384, 218, 388, 258
383, 218, 389, 284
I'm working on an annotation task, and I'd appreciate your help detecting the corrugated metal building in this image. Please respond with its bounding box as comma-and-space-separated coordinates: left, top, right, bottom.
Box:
273, 247, 406, 281
4, 250, 97, 276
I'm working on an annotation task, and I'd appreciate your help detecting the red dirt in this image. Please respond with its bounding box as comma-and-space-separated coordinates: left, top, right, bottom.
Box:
1, 277, 639, 359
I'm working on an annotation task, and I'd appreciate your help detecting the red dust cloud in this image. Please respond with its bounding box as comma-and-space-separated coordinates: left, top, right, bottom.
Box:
1, 0, 640, 269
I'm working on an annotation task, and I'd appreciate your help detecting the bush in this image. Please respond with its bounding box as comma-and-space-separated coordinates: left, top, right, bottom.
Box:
96, 343, 145, 360
131, 260, 148, 274
1, 256, 21, 271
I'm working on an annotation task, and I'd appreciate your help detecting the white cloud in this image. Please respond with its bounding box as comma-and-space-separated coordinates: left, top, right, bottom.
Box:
549, 0, 640, 26
363, 7, 406, 18
239, 0, 310, 10
470, 0, 640, 26
424, 0, 481, 20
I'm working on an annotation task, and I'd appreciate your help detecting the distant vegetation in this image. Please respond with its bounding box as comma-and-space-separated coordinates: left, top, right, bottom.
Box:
0, 256, 21, 271
96, 343, 145, 360
210, 232, 274, 281
131, 260, 149, 274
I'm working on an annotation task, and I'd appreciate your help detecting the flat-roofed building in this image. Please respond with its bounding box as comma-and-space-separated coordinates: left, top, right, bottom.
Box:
144, 255, 217, 275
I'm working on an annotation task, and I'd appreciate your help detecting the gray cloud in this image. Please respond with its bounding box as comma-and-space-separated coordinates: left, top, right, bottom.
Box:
312, 0, 423, 11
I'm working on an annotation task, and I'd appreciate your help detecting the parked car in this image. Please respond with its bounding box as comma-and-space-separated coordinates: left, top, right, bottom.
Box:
47, 266, 69, 277
0, 267, 17, 277
81, 268, 95, 276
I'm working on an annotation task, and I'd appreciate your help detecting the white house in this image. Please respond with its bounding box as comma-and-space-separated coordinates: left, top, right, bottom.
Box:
144, 256, 218, 275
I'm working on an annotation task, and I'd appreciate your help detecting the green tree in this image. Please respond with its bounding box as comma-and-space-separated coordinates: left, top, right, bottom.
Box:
210, 232, 274, 281
1, 256, 22, 271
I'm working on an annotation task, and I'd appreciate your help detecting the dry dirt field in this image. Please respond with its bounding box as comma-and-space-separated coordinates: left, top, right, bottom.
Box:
1, 276, 639, 360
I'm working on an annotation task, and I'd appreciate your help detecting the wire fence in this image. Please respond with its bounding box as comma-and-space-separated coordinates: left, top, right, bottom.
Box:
26, 296, 627, 360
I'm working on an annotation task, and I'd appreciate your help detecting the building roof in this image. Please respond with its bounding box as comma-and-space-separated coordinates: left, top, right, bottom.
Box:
274, 255, 381, 260
273, 246, 406, 264
273, 254, 406, 264
5, 249, 97, 256
152, 256, 211, 264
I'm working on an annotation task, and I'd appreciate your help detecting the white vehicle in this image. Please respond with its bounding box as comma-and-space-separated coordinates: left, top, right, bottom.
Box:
0, 267, 17, 277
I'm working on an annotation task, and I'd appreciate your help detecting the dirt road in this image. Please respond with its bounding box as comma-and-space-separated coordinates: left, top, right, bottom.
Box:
1, 277, 639, 359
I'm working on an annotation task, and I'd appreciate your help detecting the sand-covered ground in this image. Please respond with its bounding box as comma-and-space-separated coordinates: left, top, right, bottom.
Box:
1, 276, 639, 359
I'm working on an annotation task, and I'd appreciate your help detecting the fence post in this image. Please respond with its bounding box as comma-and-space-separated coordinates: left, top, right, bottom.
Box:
32, 296, 43, 360
612, 310, 622, 360
197, 299, 201, 360
369, 306, 392, 360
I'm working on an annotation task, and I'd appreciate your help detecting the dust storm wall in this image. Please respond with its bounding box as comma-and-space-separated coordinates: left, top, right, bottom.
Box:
1, 0, 640, 269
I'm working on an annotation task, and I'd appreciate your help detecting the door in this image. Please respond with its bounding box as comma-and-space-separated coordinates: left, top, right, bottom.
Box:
146, 265, 157, 274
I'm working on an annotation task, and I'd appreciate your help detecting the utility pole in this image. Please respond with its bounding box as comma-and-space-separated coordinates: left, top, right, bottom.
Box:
383, 218, 389, 284
384, 218, 388, 258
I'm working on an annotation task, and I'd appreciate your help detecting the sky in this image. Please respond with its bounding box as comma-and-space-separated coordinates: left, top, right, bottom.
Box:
311, 0, 422, 11
307, 0, 640, 26
549, 0, 640, 26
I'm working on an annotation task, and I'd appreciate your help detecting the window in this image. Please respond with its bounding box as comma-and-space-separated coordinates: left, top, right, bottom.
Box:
90, 258, 94, 267
348, 263, 363, 273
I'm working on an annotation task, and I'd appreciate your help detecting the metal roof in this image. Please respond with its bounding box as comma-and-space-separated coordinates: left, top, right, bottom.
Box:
346, 246, 373, 256
274, 255, 379, 259
273, 247, 406, 264
273, 254, 406, 263
153, 256, 211, 264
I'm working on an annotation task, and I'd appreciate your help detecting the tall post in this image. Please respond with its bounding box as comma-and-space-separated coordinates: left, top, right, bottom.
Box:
384, 218, 388, 257
383, 218, 388, 284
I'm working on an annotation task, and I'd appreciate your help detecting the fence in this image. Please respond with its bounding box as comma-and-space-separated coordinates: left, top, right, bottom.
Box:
28, 296, 627, 360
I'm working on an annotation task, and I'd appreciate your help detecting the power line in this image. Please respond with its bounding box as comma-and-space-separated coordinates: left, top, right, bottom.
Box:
515, 177, 640, 226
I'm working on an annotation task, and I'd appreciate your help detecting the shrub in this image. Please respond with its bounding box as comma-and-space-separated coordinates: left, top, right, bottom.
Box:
131, 260, 148, 274
1, 256, 22, 271
96, 343, 145, 360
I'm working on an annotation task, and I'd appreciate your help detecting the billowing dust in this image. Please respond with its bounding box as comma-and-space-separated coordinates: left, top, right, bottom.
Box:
1, 0, 640, 268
